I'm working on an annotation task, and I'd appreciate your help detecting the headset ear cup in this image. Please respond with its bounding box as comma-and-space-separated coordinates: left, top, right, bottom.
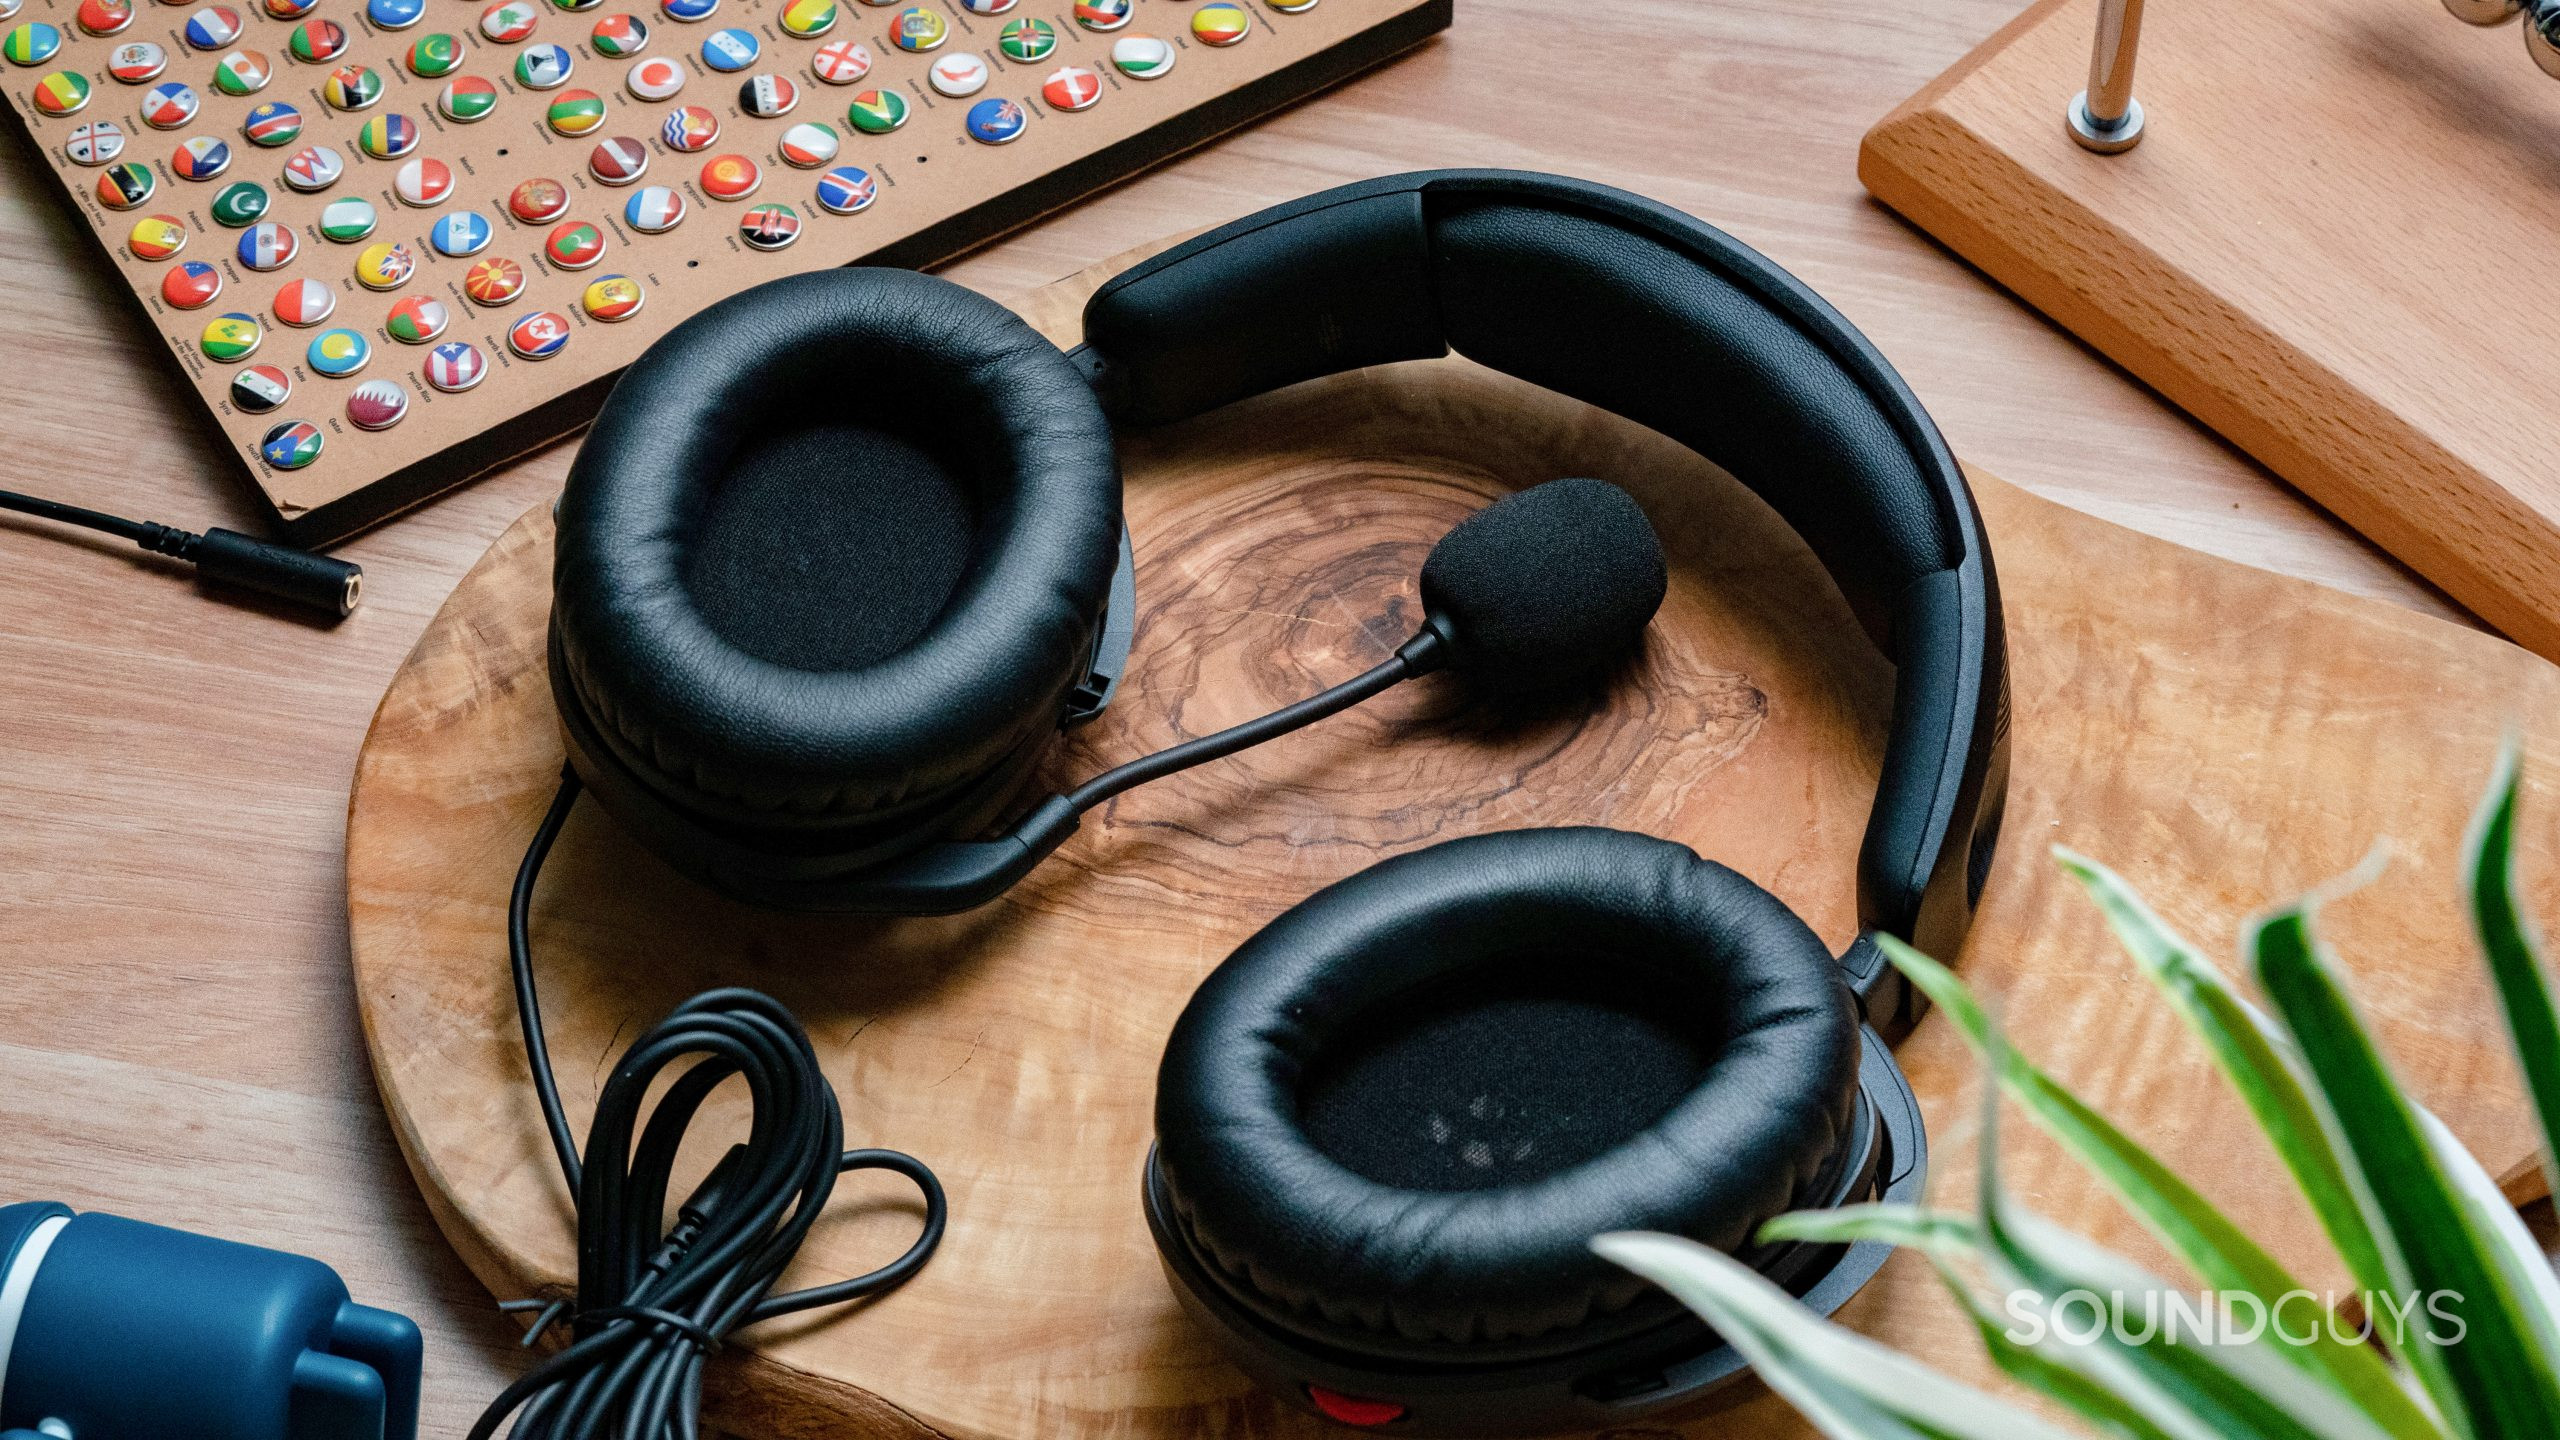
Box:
1151, 827, 1862, 1354
551, 269, 1122, 850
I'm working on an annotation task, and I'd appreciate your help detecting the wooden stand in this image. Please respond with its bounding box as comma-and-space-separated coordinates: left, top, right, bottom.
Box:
349, 244, 2560, 1439
1862, 0, 2560, 657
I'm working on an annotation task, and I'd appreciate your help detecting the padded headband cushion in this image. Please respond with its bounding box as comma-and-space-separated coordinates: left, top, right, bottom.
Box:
553, 269, 1122, 821
1153, 828, 1861, 1350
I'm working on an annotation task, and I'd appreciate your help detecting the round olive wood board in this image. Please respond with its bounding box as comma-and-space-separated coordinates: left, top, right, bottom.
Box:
350, 244, 2560, 1440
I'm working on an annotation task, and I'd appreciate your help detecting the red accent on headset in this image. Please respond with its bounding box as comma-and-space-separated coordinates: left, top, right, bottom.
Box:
1306, 1386, 1408, 1427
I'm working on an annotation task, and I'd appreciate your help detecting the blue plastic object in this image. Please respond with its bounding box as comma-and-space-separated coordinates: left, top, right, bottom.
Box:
0, 1202, 420, 1440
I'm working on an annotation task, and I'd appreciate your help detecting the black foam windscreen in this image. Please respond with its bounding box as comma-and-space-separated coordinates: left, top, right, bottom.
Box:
1298, 956, 1718, 1193
1418, 478, 1667, 693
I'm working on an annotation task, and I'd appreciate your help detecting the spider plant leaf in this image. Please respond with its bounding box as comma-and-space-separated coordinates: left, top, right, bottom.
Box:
1594, 1230, 2087, 1440
2253, 902, 2560, 1440
2463, 738, 2560, 1219
1879, 935, 2439, 1440
2055, 848, 2390, 1297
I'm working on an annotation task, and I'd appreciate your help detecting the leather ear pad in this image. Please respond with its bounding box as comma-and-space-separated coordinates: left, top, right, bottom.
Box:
552, 269, 1121, 823
1153, 828, 1861, 1350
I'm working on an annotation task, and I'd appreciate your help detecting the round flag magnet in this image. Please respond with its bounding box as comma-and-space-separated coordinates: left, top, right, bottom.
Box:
31, 70, 89, 116
545, 88, 606, 135
357, 111, 419, 158
587, 134, 647, 184
963, 96, 1022, 143
0, 0, 19, 22
322, 64, 385, 111
171, 134, 231, 180
2, 19, 59, 62
552, 0, 602, 13
812, 164, 872, 214
1039, 63, 1099, 112
657, 0, 714, 22
809, 38, 869, 84
480, 0, 539, 41
259, 419, 324, 470
229, 363, 291, 413
429, 208, 491, 255
208, 178, 268, 225
286, 18, 347, 63
235, 219, 296, 269
318, 196, 376, 241
695, 150, 758, 199
926, 50, 985, 96
128, 213, 187, 260
1109, 34, 1171, 79
960, 0, 1016, 13
1269, 0, 1317, 11
95, 162, 154, 209
621, 183, 683, 231
306, 326, 370, 375
106, 40, 167, 82
843, 86, 904, 133
590, 12, 645, 54
778, 0, 833, 34
1189, 2, 1249, 46
515, 41, 572, 87
622, 55, 682, 99
208, 47, 269, 95
368, 0, 426, 28
179, 6, 237, 51
508, 176, 569, 223
280, 142, 343, 190
199, 310, 263, 360
995, 16, 1051, 62
579, 272, 643, 319
140, 80, 199, 128
405, 32, 461, 77
437, 74, 498, 121
1070, 0, 1127, 32
264, 0, 318, 22
659, 103, 716, 150
423, 339, 487, 392
464, 254, 526, 304
776, 119, 836, 167
346, 378, 408, 430
385, 293, 448, 342
354, 240, 414, 289
889, 5, 943, 50
394, 155, 453, 206
736, 201, 798, 250
161, 259, 222, 308
77, 0, 133, 37
736, 71, 795, 117
543, 217, 604, 268
698, 25, 755, 69
240, 100, 301, 146
507, 309, 570, 359
65, 120, 125, 165
271, 275, 334, 325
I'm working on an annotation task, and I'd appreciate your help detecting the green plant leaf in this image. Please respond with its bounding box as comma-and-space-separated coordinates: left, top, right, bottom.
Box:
1966, 1055, 2408, 1440
2253, 902, 2560, 1440
2463, 737, 2560, 1217
1760, 1202, 1981, 1259
1931, 1255, 2185, 1440
1594, 1230, 2087, 1440
2055, 848, 2391, 1297
2415, 1103, 2560, 1384
1879, 935, 2440, 1440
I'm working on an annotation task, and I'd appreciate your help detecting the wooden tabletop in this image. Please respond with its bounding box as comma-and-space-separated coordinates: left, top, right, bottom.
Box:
0, 1, 2478, 1434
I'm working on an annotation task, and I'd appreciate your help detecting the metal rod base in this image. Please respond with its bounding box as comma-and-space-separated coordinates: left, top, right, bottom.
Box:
2068, 91, 2146, 153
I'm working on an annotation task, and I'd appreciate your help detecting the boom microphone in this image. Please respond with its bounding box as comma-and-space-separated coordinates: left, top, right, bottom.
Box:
841, 478, 1669, 912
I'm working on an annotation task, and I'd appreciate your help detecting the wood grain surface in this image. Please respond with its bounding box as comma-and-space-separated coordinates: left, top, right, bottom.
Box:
1861, 0, 2560, 656
347, 241, 2558, 1439
0, 1, 2524, 1436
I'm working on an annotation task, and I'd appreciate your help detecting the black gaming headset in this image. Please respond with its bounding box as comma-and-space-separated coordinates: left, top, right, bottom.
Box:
542, 169, 2007, 1432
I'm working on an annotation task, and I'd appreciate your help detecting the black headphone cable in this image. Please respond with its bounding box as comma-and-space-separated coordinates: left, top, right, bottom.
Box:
475, 771, 946, 1440
0, 488, 362, 618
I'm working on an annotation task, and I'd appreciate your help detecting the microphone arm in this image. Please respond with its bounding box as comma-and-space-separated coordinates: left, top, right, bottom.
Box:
836, 623, 1449, 914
